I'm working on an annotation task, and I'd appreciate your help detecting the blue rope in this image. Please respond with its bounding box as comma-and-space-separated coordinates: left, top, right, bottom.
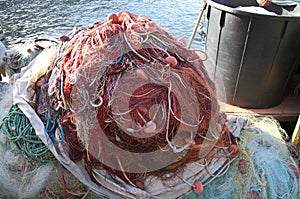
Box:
111, 48, 123, 64
43, 60, 65, 142
45, 110, 59, 134
52, 119, 65, 143
53, 56, 62, 68
82, 82, 87, 102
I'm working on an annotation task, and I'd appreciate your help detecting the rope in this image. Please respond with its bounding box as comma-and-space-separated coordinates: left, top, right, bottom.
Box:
32, 11, 235, 192
0, 104, 56, 165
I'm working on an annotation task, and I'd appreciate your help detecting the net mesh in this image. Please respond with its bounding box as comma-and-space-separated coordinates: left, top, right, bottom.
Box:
185, 116, 300, 199
2, 39, 58, 76
2, 11, 297, 199
32, 11, 234, 188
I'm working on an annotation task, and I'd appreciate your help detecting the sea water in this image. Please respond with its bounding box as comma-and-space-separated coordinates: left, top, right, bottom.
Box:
0, 0, 206, 49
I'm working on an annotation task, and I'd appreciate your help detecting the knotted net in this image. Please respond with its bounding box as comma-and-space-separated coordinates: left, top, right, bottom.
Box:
2, 11, 238, 198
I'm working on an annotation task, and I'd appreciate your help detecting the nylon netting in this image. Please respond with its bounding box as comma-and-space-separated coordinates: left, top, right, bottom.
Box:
33, 11, 234, 188
186, 116, 300, 199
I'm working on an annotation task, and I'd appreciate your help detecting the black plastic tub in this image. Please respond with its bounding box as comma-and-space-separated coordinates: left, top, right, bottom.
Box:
204, 0, 300, 108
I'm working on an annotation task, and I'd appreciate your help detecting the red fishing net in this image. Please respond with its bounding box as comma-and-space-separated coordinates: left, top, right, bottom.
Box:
33, 11, 234, 188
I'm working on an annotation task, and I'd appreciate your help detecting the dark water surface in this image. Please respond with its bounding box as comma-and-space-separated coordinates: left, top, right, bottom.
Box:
0, 0, 205, 48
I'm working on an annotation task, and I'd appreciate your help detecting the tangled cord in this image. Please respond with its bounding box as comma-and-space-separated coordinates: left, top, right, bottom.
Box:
32, 11, 236, 191
0, 104, 56, 165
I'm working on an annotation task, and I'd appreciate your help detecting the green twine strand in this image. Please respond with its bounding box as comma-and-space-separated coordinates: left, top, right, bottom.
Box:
0, 104, 56, 164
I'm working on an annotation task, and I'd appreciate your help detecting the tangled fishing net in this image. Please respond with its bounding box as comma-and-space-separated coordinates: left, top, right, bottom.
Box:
0, 95, 90, 198
186, 116, 300, 199
1, 39, 58, 78
0, 11, 299, 198
0, 11, 237, 198
33, 11, 237, 197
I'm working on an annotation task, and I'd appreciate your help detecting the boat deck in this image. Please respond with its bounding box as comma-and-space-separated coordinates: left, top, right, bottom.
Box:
194, 50, 300, 122
219, 74, 300, 122
220, 95, 300, 122
218, 74, 300, 142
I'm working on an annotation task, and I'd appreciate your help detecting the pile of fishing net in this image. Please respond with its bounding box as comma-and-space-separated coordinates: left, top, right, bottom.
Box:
186, 116, 300, 199
0, 11, 299, 198
0, 11, 236, 198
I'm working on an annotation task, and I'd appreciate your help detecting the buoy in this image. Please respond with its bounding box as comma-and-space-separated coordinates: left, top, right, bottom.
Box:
60, 35, 69, 42
193, 180, 203, 194
228, 144, 240, 156
164, 56, 177, 67
107, 13, 118, 24
238, 159, 248, 175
